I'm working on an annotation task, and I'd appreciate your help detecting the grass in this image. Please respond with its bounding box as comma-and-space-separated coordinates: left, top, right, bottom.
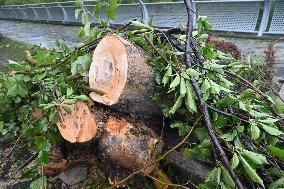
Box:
0, 36, 29, 61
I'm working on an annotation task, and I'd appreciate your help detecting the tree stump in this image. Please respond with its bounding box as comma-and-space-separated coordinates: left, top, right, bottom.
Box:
89, 35, 160, 115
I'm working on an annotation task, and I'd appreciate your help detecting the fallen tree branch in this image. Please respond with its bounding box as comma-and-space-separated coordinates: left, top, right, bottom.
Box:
224, 70, 280, 117
182, 1, 244, 189
14, 152, 38, 174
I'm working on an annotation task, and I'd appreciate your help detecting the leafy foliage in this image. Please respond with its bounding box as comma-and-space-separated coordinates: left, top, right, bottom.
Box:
125, 17, 284, 188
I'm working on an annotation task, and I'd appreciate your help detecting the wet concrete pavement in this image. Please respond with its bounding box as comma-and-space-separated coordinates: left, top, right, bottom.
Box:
0, 20, 79, 49
1, 20, 284, 78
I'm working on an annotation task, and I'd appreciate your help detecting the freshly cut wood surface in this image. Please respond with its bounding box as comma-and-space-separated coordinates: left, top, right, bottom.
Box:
56, 100, 98, 143
89, 35, 159, 115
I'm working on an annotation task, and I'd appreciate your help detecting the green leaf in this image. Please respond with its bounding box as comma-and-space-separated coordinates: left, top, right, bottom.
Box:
201, 79, 211, 93
170, 122, 189, 136
250, 122, 260, 140
221, 130, 237, 142
170, 74, 180, 89
274, 98, 284, 113
240, 89, 255, 100
181, 71, 190, 80
220, 182, 229, 189
180, 77, 186, 96
162, 65, 172, 86
205, 167, 221, 185
5, 77, 28, 97
81, 12, 89, 25
62, 106, 72, 114
71, 54, 91, 75
131, 20, 152, 30
214, 114, 228, 128
268, 145, 284, 162
260, 124, 284, 136
185, 81, 197, 112
77, 27, 85, 41
231, 153, 239, 169
239, 155, 264, 186
106, 0, 118, 20
0, 121, 4, 133
168, 95, 183, 115
209, 80, 222, 94
221, 165, 235, 188
259, 117, 279, 125
155, 72, 162, 85
217, 97, 237, 108
49, 112, 58, 124
199, 33, 209, 40
75, 95, 89, 101
38, 150, 50, 164
75, 0, 84, 6
184, 140, 212, 161
186, 68, 200, 79
197, 16, 212, 31
66, 88, 73, 97
84, 22, 91, 37
64, 99, 77, 105
219, 76, 234, 89
75, 9, 81, 19
268, 177, 284, 189
30, 176, 47, 189
241, 149, 268, 165
239, 101, 248, 111
234, 136, 244, 148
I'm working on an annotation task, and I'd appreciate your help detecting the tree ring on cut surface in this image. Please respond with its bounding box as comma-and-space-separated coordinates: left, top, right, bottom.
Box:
56, 100, 98, 143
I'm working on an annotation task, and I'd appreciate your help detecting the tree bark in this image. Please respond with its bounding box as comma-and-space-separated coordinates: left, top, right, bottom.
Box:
89, 35, 160, 116
56, 101, 163, 174
98, 115, 163, 174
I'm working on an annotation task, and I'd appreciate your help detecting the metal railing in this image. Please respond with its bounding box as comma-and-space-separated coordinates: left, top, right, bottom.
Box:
0, 0, 283, 36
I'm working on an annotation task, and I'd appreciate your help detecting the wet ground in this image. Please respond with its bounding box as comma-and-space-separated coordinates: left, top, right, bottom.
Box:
0, 20, 78, 49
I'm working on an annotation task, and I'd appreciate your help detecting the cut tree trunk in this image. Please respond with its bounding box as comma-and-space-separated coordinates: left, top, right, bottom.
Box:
56, 100, 98, 143
89, 35, 160, 115
56, 101, 163, 174
99, 115, 163, 174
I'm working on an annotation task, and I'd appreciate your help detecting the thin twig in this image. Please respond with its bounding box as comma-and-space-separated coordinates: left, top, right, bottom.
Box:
14, 152, 38, 174
225, 70, 280, 117
118, 19, 138, 31
208, 105, 249, 123
182, 1, 244, 188
146, 173, 190, 189
249, 68, 284, 103
144, 36, 172, 65
50, 38, 101, 70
